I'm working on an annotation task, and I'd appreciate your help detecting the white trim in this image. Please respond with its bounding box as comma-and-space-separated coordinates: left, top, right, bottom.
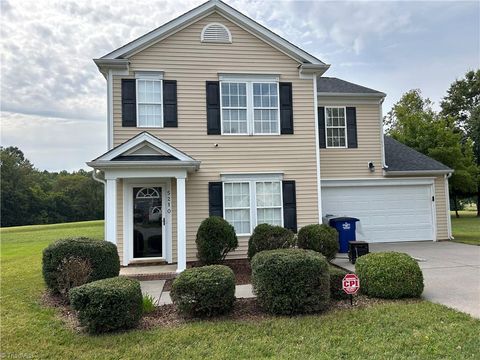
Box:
321, 178, 435, 187
176, 177, 187, 273
93, 132, 197, 162
100, 1, 326, 66
104, 168, 188, 180
221, 173, 283, 182
379, 99, 387, 169
313, 76, 322, 222
445, 174, 453, 239
123, 180, 172, 265
317, 92, 386, 98
219, 74, 280, 82
431, 182, 437, 241
201, 22, 232, 43
107, 70, 113, 149
324, 106, 347, 149
318, 97, 384, 106
384, 170, 453, 176
105, 179, 117, 245
135, 71, 164, 80
136, 78, 163, 128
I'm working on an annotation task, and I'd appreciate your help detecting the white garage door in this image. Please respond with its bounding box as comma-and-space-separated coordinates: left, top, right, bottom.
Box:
322, 182, 435, 243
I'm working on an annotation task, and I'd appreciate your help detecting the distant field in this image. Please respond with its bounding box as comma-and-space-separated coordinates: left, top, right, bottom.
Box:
451, 210, 479, 245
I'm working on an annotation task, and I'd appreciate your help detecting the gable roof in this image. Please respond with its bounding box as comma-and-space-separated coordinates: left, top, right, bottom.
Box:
317, 77, 385, 97
384, 136, 452, 174
87, 132, 200, 170
96, 0, 328, 72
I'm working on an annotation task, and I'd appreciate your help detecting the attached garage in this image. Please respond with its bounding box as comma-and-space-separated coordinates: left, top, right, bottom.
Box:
322, 179, 436, 243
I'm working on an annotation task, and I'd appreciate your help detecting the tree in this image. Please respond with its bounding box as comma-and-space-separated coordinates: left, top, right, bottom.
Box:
386, 90, 478, 217
441, 70, 480, 216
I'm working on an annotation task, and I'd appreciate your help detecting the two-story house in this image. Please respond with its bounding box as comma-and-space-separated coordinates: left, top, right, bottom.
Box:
89, 0, 453, 272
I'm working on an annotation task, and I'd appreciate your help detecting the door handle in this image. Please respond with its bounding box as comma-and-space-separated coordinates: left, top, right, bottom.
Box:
162, 218, 166, 226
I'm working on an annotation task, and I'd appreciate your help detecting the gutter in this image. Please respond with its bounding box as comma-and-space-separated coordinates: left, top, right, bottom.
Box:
87, 160, 201, 170
317, 92, 386, 98
91, 169, 106, 185
384, 169, 454, 176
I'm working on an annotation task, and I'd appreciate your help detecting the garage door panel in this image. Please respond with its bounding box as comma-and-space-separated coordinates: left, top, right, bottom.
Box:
322, 184, 434, 243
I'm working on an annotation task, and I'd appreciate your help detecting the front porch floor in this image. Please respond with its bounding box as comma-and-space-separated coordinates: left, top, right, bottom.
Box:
120, 264, 178, 280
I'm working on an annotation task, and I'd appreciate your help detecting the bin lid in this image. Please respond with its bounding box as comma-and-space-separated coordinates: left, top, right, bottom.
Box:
328, 217, 359, 224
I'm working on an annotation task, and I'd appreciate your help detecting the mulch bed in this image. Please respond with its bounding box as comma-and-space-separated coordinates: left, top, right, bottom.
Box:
42, 290, 420, 333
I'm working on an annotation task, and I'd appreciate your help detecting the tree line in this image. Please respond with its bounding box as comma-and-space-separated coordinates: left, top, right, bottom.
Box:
1, 147, 103, 227
386, 70, 479, 217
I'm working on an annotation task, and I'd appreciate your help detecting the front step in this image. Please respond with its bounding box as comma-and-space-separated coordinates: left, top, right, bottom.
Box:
120, 264, 177, 281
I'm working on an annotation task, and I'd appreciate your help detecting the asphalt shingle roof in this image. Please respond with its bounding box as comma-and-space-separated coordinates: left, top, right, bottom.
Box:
384, 136, 452, 172
317, 77, 385, 95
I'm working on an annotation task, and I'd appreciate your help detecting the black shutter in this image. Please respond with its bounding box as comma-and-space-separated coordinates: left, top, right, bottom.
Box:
206, 81, 221, 135
346, 107, 358, 148
318, 107, 326, 148
282, 180, 297, 233
122, 79, 136, 127
163, 80, 177, 127
279, 82, 293, 134
208, 182, 223, 217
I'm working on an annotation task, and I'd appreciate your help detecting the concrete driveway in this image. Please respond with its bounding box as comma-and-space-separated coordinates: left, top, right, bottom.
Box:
332, 241, 480, 318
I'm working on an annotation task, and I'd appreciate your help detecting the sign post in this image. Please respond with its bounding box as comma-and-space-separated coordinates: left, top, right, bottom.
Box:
342, 273, 360, 305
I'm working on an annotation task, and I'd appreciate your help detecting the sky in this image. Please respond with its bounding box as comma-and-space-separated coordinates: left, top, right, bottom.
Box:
1, 0, 479, 171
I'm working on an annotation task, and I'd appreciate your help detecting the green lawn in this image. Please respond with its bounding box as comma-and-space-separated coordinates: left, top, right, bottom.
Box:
1, 221, 480, 359
451, 210, 480, 245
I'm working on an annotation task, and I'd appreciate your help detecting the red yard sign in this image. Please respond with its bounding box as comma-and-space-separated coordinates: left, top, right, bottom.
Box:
342, 273, 360, 295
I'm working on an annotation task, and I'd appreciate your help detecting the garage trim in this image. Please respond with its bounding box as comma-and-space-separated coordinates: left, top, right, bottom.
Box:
321, 178, 438, 242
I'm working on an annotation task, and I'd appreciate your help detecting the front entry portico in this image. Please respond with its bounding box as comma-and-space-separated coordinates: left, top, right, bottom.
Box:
87, 132, 200, 272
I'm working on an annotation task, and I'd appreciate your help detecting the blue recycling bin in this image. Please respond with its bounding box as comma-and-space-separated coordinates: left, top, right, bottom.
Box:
328, 217, 360, 253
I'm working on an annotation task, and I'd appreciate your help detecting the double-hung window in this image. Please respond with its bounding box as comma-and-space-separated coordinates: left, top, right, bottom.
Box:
220, 76, 280, 135
137, 76, 163, 127
223, 177, 283, 235
325, 107, 347, 148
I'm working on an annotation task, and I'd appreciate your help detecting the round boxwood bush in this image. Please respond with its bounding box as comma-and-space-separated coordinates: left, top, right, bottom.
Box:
247, 223, 295, 260
196, 216, 238, 264
251, 249, 330, 315
356, 252, 424, 299
69, 276, 143, 334
297, 224, 339, 260
42, 237, 120, 294
329, 265, 349, 300
171, 265, 235, 317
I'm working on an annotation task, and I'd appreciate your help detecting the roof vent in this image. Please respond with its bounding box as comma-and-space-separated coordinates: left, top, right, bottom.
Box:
201, 23, 232, 43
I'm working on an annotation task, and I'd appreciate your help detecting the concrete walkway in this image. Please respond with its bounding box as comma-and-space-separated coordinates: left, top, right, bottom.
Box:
140, 281, 255, 306
332, 241, 480, 318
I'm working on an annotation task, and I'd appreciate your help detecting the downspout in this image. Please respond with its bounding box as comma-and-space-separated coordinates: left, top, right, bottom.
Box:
313, 75, 323, 223
379, 97, 388, 172
445, 173, 454, 240
92, 169, 107, 242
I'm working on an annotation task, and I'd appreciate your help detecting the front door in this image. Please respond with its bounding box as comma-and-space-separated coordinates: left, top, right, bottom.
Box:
133, 187, 162, 258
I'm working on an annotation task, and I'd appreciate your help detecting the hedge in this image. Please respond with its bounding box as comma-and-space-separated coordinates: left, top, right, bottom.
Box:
329, 265, 349, 300
247, 223, 295, 260
196, 217, 238, 264
42, 237, 120, 294
356, 252, 424, 299
69, 277, 143, 334
251, 249, 330, 315
171, 265, 235, 317
297, 224, 339, 260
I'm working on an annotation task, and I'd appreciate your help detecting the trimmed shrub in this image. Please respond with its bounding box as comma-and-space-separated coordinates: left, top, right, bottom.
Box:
356, 252, 424, 299
43, 238, 120, 294
56, 256, 93, 300
171, 265, 235, 317
247, 223, 295, 260
251, 249, 330, 315
329, 265, 349, 300
69, 277, 143, 334
196, 217, 238, 264
297, 224, 339, 260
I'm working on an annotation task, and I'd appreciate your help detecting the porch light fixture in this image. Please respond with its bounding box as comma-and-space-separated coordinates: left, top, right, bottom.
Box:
368, 161, 375, 172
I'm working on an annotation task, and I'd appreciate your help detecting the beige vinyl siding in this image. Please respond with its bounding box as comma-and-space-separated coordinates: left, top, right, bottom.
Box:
435, 176, 449, 240
319, 101, 383, 178
113, 12, 318, 262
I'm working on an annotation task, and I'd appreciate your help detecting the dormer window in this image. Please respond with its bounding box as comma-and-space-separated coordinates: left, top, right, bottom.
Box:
201, 23, 232, 43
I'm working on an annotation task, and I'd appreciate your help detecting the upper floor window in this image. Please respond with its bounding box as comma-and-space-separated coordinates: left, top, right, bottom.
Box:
220, 77, 280, 135
325, 107, 347, 148
137, 78, 163, 127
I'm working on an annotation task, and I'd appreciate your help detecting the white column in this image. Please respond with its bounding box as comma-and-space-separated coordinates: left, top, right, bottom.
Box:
176, 176, 187, 273
105, 178, 117, 244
